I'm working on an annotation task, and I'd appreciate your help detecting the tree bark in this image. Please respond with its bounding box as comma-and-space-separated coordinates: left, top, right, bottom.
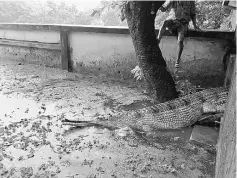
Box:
124, 1, 178, 102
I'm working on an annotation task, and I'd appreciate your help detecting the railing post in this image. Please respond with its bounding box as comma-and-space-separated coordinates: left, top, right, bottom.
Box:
60, 30, 69, 71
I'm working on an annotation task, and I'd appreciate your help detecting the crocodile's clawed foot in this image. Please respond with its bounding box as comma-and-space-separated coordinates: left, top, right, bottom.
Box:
198, 113, 224, 124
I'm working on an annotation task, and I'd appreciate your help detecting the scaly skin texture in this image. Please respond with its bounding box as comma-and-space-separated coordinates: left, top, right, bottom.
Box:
62, 87, 229, 130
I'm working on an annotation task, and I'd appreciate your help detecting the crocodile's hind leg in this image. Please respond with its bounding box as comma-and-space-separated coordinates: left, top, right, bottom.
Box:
197, 113, 223, 125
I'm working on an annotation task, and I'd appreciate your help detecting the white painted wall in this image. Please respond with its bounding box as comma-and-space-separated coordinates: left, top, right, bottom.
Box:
69, 32, 135, 71
69, 31, 228, 79
0, 29, 60, 43
0, 28, 230, 86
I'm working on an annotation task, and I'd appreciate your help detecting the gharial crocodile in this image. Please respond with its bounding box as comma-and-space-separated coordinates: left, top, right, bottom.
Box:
62, 87, 229, 130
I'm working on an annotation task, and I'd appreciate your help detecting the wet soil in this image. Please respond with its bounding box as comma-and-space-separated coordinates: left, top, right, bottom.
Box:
0, 59, 216, 178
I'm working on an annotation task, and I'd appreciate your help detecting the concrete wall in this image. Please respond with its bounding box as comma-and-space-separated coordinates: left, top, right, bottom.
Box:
69, 31, 230, 86
0, 24, 234, 87
0, 28, 61, 68
0, 29, 60, 43
69, 32, 136, 79
215, 60, 236, 178
0, 46, 61, 68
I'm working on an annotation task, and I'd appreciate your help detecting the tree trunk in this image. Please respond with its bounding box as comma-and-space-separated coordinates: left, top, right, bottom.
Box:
124, 1, 178, 102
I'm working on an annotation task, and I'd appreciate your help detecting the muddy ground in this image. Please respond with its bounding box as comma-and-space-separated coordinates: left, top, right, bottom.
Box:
0, 59, 217, 178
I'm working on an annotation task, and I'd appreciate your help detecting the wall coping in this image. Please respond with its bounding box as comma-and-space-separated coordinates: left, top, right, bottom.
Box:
0, 23, 234, 40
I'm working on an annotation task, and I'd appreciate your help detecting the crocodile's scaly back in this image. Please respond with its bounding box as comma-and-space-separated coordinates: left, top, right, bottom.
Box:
139, 87, 229, 114
62, 87, 229, 130
130, 87, 229, 130
135, 102, 203, 130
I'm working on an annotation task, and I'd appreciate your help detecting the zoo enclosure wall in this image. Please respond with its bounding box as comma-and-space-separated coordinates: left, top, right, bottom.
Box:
0, 23, 235, 87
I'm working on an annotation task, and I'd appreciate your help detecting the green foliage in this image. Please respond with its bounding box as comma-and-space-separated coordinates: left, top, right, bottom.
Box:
0, 1, 31, 23
0, 0, 233, 30
100, 9, 127, 26
0, 0, 95, 25
154, 0, 232, 30
196, 0, 232, 30
90, 0, 127, 22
